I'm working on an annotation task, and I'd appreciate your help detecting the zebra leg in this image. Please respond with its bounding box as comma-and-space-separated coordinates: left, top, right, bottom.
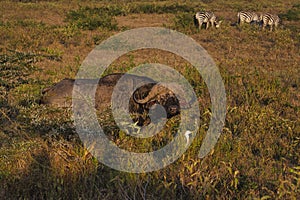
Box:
206, 22, 209, 29
199, 22, 202, 30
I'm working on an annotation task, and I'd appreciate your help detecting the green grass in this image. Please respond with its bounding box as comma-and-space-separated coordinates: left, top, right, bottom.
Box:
280, 4, 300, 21
0, 0, 299, 199
65, 6, 119, 30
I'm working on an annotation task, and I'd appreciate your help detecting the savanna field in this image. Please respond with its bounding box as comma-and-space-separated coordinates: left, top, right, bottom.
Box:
0, 0, 299, 199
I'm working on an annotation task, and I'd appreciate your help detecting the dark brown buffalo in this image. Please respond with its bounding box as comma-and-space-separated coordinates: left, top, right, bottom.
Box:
40, 73, 187, 125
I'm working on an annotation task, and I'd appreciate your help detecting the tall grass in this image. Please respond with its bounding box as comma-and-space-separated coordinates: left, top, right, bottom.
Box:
0, 0, 299, 199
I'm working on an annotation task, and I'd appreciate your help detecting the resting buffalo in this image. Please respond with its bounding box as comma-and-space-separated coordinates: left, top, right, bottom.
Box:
40, 73, 190, 125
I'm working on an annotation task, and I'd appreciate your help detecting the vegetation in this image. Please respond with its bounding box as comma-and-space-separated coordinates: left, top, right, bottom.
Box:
280, 4, 300, 21
65, 7, 119, 30
0, 0, 299, 199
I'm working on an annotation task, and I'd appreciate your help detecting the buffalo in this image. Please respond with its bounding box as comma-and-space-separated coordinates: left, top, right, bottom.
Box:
40, 73, 191, 126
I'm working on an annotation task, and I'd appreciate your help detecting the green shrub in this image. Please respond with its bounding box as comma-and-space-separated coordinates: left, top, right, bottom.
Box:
65, 7, 118, 30
65, 3, 195, 30
66, 3, 196, 29
280, 4, 300, 21
173, 13, 197, 33
0, 49, 60, 90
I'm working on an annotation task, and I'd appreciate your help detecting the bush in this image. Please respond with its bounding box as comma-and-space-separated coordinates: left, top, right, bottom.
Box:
65, 7, 119, 30
0, 49, 61, 90
65, 3, 196, 30
173, 13, 197, 33
280, 4, 300, 21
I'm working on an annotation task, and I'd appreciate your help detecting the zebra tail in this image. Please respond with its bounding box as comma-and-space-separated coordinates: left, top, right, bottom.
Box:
237, 12, 241, 24
194, 14, 199, 27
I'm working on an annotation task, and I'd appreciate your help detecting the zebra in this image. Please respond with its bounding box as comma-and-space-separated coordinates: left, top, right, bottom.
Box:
194, 11, 222, 30
237, 11, 259, 25
259, 13, 280, 31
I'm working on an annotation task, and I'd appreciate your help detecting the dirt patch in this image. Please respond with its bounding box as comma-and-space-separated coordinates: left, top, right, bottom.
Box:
116, 13, 175, 28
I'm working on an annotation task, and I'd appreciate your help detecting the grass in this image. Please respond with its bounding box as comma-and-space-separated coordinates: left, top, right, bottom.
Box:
65, 6, 119, 30
280, 4, 300, 21
0, 0, 299, 199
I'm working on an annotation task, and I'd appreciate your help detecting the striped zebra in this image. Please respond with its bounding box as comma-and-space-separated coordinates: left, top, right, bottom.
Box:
237, 11, 259, 25
259, 13, 280, 31
194, 11, 222, 30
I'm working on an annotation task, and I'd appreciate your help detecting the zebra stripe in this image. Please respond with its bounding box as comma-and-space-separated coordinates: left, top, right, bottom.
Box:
260, 13, 280, 31
194, 11, 221, 29
237, 11, 259, 25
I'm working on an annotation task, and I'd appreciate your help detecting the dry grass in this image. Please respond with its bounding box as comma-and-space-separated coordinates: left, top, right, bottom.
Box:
116, 13, 174, 28
0, 0, 299, 199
